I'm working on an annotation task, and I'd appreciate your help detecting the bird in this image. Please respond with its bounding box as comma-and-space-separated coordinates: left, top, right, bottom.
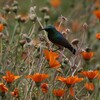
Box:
42, 25, 76, 54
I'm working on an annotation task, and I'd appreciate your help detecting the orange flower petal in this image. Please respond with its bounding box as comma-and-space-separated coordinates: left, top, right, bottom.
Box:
69, 87, 74, 97
2, 71, 20, 83
0, 24, 4, 32
11, 88, 19, 97
0, 83, 8, 93
85, 82, 94, 91
44, 49, 59, 60
81, 51, 94, 60
50, 0, 62, 8
44, 49, 50, 60
81, 70, 99, 79
53, 89, 65, 97
26, 73, 49, 83
97, 74, 100, 79
57, 76, 83, 85
49, 55, 61, 68
93, 10, 100, 19
96, 33, 100, 40
41, 83, 48, 93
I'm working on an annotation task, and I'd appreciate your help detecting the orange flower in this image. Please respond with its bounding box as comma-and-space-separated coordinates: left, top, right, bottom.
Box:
57, 76, 83, 85
26, 73, 49, 83
41, 83, 49, 93
93, 10, 100, 19
49, 55, 61, 68
44, 49, 59, 60
44, 49, 61, 68
0, 24, 4, 32
2, 71, 20, 83
53, 89, 65, 97
95, 0, 100, 8
97, 74, 100, 79
81, 70, 99, 79
0, 83, 8, 93
81, 51, 94, 60
11, 88, 19, 97
50, 0, 61, 8
85, 82, 94, 91
57, 76, 83, 97
96, 33, 100, 40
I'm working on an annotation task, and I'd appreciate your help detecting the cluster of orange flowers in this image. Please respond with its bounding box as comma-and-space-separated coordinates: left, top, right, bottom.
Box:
0, 48, 99, 98
0, 71, 19, 97
57, 75, 83, 96
0, 0, 100, 99
44, 49, 61, 68
81, 70, 99, 92
0, 69, 100, 98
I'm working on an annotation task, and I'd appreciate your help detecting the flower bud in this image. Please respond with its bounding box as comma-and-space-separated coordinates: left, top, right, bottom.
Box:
19, 39, 26, 46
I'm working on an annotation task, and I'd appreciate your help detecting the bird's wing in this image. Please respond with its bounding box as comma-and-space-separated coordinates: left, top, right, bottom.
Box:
49, 32, 76, 54
49, 33, 70, 47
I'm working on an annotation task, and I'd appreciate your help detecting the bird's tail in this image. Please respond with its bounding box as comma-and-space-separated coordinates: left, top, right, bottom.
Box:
65, 44, 76, 54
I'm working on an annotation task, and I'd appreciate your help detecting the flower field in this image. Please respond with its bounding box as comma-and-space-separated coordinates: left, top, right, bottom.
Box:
0, 0, 100, 100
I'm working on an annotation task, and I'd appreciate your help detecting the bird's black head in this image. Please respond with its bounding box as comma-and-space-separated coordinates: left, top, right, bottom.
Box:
42, 25, 56, 33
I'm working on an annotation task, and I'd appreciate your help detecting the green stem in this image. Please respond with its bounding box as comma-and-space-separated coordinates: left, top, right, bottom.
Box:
10, 21, 19, 44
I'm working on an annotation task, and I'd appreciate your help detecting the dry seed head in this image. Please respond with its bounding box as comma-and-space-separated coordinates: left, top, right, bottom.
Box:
15, 15, 21, 21
40, 7, 50, 13
66, 28, 71, 33
96, 65, 100, 70
83, 23, 88, 31
0, 18, 8, 26
59, 15, 68, 22
11, 6, 18, 14
19, 40, 26, 46
22, 34, 28, 39
30, 6, 36, 14
85, 47, 92, 52
44, 15, 50, 22
12, 0, 18, 6
0, 32, 3, 38
71, 38, 79, 45
20, 16, 28, 23
3, 5, 11, 13
29, 14, 37, 22
24, 40, 34, 47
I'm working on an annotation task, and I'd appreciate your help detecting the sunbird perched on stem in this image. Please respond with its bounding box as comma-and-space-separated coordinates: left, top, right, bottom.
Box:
42, 25, 76, 54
